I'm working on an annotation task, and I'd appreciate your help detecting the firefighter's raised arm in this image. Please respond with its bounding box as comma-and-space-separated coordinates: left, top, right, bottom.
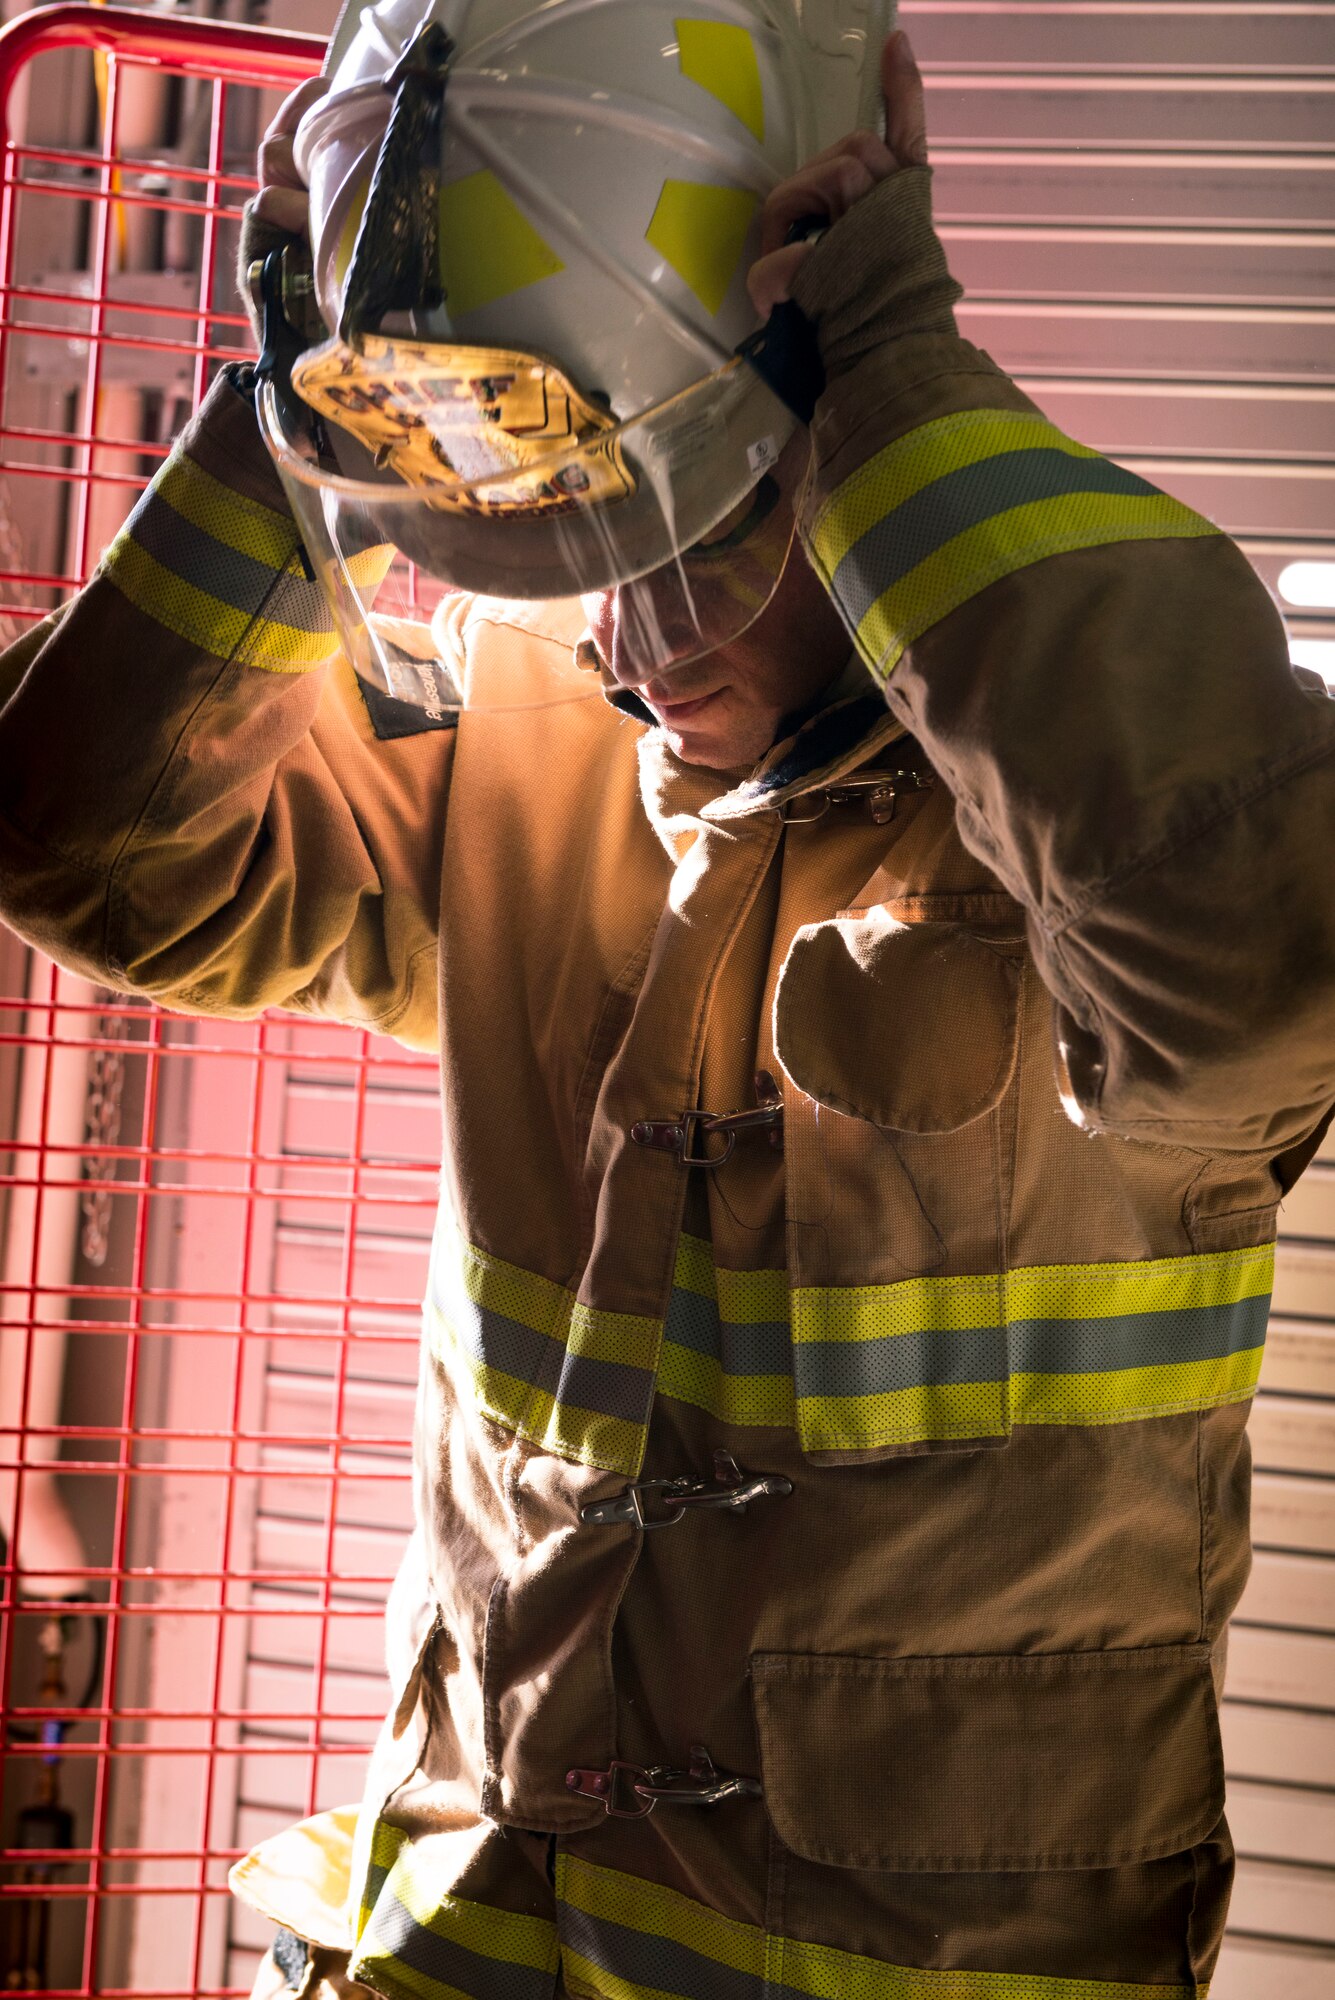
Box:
0, 84, 447, 1048
782, 32, 1335, 1159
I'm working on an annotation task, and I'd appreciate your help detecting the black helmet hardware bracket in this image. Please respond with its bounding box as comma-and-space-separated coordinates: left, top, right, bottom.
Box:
340, 11, 457, 344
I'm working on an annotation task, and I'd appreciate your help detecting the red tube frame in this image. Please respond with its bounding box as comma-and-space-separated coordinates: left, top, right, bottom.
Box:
0, 14, 408, 1999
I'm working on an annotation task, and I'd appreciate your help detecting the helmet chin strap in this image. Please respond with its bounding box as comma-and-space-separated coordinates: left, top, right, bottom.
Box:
340, 12, 455, 344
734, 217, 830, 424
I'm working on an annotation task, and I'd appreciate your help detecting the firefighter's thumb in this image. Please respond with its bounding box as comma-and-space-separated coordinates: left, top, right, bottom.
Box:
237, 203, 304, 351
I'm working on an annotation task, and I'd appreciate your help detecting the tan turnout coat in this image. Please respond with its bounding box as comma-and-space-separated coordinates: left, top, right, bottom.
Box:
2, 218, 1334, 1998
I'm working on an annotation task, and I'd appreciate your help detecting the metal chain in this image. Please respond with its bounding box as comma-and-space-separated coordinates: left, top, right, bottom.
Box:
80, 994, 132, 1267
0, 486, 29, 651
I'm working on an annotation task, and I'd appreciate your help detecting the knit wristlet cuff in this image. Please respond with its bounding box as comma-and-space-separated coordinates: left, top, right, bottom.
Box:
789, 168, 963, 377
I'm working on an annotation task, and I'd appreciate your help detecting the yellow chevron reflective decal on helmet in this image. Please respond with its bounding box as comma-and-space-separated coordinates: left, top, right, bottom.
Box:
646, 179, 759, 317
675, 18, 765, 141
437, 170, 565, 317
334, 173, 368, 291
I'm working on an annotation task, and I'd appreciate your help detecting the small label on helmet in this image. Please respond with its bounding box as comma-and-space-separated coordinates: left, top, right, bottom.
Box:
646, 405, 723, 474
747, 435, 778, 476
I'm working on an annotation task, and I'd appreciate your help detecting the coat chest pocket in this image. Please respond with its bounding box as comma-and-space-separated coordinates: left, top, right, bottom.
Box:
773, 897, 1024, 1135
772, 894, 1027, 1461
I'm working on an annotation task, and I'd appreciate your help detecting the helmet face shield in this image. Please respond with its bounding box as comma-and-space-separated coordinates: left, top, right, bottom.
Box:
579, 442, 806, 687
253, 0, 884, 714
259, 350, 807, 710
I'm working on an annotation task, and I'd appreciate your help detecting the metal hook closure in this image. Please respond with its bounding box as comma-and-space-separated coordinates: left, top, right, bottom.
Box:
630, 1070, 783, 1168
566, 1744, 763, 1819
778, 766, 934, 826
580, 1449, 793, 1531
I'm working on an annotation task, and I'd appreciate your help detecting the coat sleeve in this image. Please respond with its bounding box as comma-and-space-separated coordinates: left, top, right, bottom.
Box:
792, 177, 1335, 1159
0, 372, 451, 1050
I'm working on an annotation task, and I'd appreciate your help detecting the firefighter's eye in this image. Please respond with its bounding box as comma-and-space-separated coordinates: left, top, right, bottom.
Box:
684, 474, 781, 559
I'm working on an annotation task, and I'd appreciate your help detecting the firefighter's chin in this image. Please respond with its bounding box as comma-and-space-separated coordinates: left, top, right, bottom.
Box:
641, 683, 787, 771
582, 545, 851, 770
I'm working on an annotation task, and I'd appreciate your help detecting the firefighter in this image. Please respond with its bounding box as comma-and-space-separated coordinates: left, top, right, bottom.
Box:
1, 5, 1332, 1997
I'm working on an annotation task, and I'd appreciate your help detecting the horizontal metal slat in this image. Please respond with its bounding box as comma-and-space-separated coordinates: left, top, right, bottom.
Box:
956, 298, 1335, 385
1229, 1856, 1335, 1947
261, 1367, 415, 1447
246, 1592, 391, 1678
1224, 1700, 1335, 1788
1019, 381, 1335, 459
1212, 1935, 1335, 2000
944, 225, 1335, 304
1227, 1622, 1335, 1708
1274, 1244, 1335, 1319
1104, 456, 1335, 537
234, 1752, 353, 1820
242, 1659, 387, 1739
252, 1512, 402, 1590
1258, 1317, 1335, 1398
927, 75, 1335, 151
1253, 1473, 1335, 1557
1229, 1778, 1335, 1869
265, 1332, 420, 1385
932, 152, 1335, 227
1250, 1393, 1335, 1477
1237, 1549, 1335, 1633
257, 1456, 413, 1537
266, 1300, 420, 1340
1282, 1164, 1335, 1240
279, 1076, 442, 1165
904, 6, 1335, 76
274, 1189, 438, 1240
270, 1222, 431, 1305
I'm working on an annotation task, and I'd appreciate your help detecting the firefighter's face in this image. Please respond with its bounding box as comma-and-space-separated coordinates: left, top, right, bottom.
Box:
581, 515, 851, 772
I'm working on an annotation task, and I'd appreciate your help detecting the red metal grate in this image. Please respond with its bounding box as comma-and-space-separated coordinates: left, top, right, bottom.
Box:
0, 11, 428, 1995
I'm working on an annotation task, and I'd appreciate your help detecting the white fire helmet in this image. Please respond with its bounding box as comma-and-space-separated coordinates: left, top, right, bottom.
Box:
257, 0, 892, 709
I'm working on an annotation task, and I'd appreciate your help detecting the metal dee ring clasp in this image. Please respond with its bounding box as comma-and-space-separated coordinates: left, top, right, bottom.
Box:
779, 767, 934, 827
566, 1746, 763, 1818
630, 1072, 784, 1169
580, 1450, 793, 1531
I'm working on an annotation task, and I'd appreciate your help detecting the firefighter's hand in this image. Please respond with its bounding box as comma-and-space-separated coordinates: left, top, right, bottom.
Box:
747, 30, 927, 317
253, 75, 326, 236
747, 30, 960, 375
238, 77, 326, 342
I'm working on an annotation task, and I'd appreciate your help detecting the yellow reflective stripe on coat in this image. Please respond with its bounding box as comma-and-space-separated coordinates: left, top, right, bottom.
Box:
556, 1853, 1206, 2000
103, 440, 390, 670
791, 1243, 1272, 1453
428, 1226, 1272, 1470
353, 1821, 559, 2000
660, 1230, 796, 1429
427, 1226, 660, 1474
806, 409, 1220, 682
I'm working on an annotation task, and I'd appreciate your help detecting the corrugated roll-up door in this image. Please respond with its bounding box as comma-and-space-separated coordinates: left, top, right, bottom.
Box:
917, 0, 1334, 685
908, 4, 1335, 1990
217, 1022, 430, 1993
1220, 1119, 1335, 1995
